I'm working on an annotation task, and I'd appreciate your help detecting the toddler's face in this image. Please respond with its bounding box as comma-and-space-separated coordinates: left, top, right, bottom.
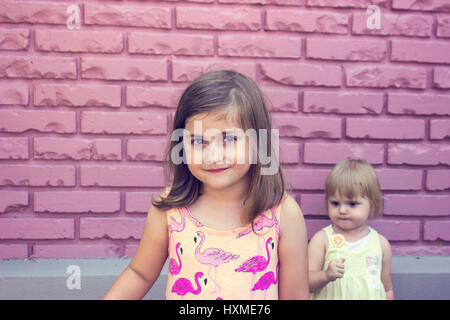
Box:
183, 109, 253, 192
327, 192, 371, 232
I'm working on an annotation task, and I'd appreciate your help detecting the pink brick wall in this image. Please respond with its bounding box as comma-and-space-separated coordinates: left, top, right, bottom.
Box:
0, 0, 449, 259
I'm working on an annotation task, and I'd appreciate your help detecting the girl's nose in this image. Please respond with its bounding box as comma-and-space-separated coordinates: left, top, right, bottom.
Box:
204, 140, 224, 164
339, 204, 349, 214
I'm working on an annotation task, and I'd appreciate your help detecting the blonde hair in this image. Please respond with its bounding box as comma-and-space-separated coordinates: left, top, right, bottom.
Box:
325, 159, 383, 219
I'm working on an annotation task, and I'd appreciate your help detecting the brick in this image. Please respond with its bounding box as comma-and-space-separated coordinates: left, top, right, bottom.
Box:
0, 137, 28, 159
0, 218, 74, 239
266, 9, 348, 34
0, 244, 28, 259
80, 217, 146, 240
346, 65, 427, 89
81, 57, 167, 82
346, 118, 425, 140
125, 192, 162, 213
284, 168, 330, 190
272, 115, 341, 139
437, 16, 450, 38
127, 86, 184, 109
303, 91, 383, 114
127, 139, 167, 161
85, 4, 171, 29
391, 40, 450, 64
0, 165, 75, 187
35, 191, 120, 213
426, 170, 450, 191
263, 88, 299, 112
35, 30, 123, 53
430, 119, 450, 140
0, 56, 76, 79
0, 28, 29, 50
80, 165, 164, 187
388, 143, 450, 166
305, 219, 330, 240
129, 32, 214, 56
307, 0, 387, 8
424, 221, 450, 241
304, 142, 384, 164
280, 142, 300, 164
218, 34, 301, 58
352, 13, 433, 37
0, 82, 28, 105
176, 7, 261, 31
375, 169, 422, 191
0, 1, 68, 24
0, 110, 75, 133
260, 62, 341, 87
81, 111, 167, 135
388, 93, 450, 115
0, 190, 28, 213
300, 194, 327, 216
433, 67, 450, 89
35, 84, 121, 108
32, 244, 122, 259
392, 0, 450, 12
369, 220, 420, 241
384, 194, 450, 216
307, 38, 386, 61
172, 59, 256, 82
34, 137, 121, 161
220, 0, 303, 4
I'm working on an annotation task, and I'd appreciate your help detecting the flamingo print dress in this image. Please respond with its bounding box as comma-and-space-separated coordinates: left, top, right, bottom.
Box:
165, 204, 281, 300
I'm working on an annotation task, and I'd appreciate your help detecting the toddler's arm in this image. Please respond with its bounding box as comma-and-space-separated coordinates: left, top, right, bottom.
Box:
308, 230, 344, 293
103, 205, 169, 299
379, 234, 394, 300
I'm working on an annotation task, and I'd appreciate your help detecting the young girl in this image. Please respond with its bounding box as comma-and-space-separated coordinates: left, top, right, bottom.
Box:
308, 159, 394, 300
104, 70, 309, 300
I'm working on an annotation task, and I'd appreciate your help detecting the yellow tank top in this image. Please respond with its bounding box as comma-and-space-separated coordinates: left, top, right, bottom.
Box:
311, 225, 387, 300
165, 205, 281, 300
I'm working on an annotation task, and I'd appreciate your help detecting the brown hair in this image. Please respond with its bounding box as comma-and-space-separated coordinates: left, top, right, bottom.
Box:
152, 70, 285, 225
325, 158, 383, 219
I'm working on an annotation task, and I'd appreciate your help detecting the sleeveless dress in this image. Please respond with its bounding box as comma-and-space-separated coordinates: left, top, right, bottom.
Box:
311, 225, 387, 300
165, 205, 281, 300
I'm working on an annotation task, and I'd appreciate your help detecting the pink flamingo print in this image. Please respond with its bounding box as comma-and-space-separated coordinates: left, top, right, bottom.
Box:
252, 263, 279, 300
169, 242, 182, 276
234, 237, 274, 291
168, 208, 186, 233
236, 208, 278, 239
194, 230, 239, 295
171, 272, 206, 298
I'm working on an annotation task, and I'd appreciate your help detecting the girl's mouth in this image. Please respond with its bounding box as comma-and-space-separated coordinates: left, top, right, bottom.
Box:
206, 168, 229, 173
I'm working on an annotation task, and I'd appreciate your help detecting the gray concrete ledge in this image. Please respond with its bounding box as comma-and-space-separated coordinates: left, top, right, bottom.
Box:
0, 256, 449, 300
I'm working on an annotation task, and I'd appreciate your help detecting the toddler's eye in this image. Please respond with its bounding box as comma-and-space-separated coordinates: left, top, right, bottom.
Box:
349, 202, 359, 208
330, 201, 339, 207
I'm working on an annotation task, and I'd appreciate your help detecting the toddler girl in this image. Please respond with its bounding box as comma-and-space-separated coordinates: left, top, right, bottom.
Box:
308, 159, 394, 300
104, 70, 309, 300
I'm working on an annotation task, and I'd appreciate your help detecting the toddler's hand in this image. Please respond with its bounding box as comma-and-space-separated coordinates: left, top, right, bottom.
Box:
326, 258, 345, 282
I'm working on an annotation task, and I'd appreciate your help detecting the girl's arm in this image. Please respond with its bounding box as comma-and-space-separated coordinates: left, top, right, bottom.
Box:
379, 234, 394, 300
278, 194, 310, 299
103, 204, 169, 299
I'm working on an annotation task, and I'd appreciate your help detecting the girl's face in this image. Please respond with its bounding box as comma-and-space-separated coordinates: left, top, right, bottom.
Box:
183, 109, 253, 194
327, 192, 372, 232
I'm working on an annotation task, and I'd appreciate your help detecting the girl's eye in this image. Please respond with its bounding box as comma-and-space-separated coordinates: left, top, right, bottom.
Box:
192, 138, 205, 145
224, 135, 237, 143
349, 202, 359, 207
330, 201, 339, 207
